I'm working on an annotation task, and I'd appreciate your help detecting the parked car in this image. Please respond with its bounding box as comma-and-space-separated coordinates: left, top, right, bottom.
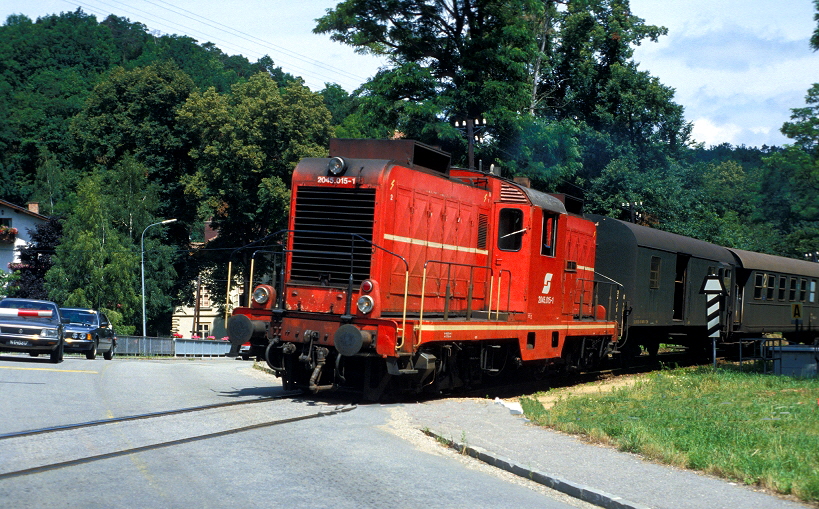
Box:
0, 298, 64, 363
238, 341, 252, 361
60, 308, 116, 360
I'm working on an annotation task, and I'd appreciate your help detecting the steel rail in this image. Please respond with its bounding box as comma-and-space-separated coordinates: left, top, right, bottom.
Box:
0, 404, 356, 480
0, 395, 296, 441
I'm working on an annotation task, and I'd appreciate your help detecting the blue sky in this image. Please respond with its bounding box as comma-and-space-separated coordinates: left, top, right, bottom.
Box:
1, 0, 817, 148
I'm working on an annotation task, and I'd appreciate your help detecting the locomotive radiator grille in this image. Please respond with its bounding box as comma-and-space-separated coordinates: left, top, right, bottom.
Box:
290, 186, 376, 286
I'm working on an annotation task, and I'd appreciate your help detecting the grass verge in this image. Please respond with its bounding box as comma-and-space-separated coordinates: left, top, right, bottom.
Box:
521, 366, 819, 503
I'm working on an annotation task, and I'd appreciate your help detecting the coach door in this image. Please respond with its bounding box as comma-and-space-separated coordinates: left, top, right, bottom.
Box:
672, 253, 690, 321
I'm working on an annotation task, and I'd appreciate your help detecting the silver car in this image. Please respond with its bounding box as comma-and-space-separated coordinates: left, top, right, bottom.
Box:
0, 298, 64, 363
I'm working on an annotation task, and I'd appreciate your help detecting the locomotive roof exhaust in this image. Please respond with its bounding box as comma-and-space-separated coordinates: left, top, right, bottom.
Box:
329, 138, 451, 175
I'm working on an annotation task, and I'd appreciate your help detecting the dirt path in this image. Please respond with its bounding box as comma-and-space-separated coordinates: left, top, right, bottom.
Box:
531, 373, 646, 409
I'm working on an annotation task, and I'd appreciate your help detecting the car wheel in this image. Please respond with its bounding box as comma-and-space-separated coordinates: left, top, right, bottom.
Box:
50, 341, 64, 364
86, 340, 98, 360
103, 343, 114, 360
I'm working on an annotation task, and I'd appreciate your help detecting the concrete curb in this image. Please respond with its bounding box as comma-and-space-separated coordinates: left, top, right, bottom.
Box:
422, 429, 652, 509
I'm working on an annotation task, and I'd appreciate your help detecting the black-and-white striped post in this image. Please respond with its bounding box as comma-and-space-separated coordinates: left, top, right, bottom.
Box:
700, 274, 728, 368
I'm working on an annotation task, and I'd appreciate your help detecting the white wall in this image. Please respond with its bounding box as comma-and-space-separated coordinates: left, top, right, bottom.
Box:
0, 203, 46, 273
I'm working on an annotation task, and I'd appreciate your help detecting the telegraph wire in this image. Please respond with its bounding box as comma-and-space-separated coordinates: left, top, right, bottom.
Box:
143, 0, 369, 83
56, 0, 376, 90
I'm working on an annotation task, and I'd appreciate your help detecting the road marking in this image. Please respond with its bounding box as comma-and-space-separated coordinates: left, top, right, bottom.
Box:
0, 366, 98, 374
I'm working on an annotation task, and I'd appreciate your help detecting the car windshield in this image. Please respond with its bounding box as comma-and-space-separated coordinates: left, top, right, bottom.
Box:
60, 309, 97, 325
0, 299, 59, 324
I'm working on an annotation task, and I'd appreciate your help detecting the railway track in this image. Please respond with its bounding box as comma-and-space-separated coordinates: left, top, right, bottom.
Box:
0, 397, 356, 480
460, 348, 711, 401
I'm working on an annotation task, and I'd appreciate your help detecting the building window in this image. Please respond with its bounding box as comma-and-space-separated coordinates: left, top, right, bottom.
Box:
649, 256, 661, 289
200, 289, 211, 308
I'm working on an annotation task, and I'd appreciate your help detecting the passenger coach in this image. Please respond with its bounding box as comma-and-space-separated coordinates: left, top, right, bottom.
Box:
591, 214, 819, 354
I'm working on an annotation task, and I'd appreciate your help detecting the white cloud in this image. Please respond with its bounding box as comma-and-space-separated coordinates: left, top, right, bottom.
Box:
690, 118, 743, 146
629, 0, 818, 147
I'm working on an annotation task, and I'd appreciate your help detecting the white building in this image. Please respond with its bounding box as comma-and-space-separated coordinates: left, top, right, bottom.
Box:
171, 279, 244, 339
170, 221, 247, 339
0, 200, 48, 273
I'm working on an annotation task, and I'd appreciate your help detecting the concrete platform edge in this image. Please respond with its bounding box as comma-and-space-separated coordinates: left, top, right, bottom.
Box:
422, 428, 652, 509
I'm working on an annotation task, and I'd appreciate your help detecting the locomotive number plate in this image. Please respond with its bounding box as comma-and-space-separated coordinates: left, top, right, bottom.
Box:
317, 176, 357, 185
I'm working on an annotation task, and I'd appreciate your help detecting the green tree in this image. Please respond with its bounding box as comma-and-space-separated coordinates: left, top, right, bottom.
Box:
177, 73, 332, 306
9, 216, 63, 300
70, 61, 198, 233
315, 0, 541, 159
781, 83, 819, 156
0, 10, 120, 199
45, 174, 140, 323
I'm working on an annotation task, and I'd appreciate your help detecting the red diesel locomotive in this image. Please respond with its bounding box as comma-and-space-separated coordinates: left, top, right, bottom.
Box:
228, 139, 622, 399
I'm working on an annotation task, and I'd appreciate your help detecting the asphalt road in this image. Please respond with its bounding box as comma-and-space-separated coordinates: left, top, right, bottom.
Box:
0, 354, 595, 509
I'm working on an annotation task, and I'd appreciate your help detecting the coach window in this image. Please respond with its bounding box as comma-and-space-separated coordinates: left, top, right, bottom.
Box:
498, 208, 525, 251
765, 273, 776, 301
790, 277, 798, 301
541, 213, 558, 257
800, 278, 808, 301
778, 276, 787, 301
649, 256, 661, 289
810, 280, 816, 303
753, 273, 764, 300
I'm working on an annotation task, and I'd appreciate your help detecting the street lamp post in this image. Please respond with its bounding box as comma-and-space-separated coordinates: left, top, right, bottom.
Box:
141, 219, 177, 338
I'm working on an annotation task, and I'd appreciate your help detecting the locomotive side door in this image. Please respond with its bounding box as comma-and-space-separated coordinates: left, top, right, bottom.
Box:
536, 210, 564, 321
495, 206, 531, 313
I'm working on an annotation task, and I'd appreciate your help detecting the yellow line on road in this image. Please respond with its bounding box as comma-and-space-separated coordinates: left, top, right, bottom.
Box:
0, 365, 98, 374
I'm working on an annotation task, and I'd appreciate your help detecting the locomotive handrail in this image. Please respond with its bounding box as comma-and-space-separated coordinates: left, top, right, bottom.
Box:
248, 249, 282, 297
573, 276, 626, 340
493, 269, 513, 320
416, 260, 511, 346
264, 229, 411, 348
592, 272, 627, 339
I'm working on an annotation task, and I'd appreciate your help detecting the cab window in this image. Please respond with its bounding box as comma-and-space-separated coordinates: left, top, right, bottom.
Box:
541, 213, 558, 257
498, 209, 524, 251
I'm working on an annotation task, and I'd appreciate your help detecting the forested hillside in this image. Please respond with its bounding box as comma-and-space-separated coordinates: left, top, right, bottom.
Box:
1, 3, 817, 334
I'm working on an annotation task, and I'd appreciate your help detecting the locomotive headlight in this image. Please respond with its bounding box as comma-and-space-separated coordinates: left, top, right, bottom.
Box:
253, 286, 271, 305
356, 295, 375, 314
327, 156, 347, 176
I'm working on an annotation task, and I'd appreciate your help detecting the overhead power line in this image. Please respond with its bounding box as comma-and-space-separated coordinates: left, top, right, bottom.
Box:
56, 0, 380, 90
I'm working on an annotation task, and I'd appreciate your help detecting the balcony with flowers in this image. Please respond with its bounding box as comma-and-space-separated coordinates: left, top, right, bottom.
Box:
0, 225, 18, 244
